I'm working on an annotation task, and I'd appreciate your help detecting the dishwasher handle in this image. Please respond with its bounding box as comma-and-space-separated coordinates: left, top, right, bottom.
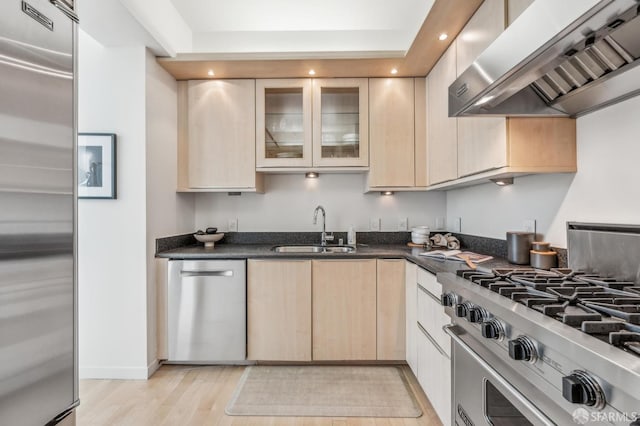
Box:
180, 270, 234, 278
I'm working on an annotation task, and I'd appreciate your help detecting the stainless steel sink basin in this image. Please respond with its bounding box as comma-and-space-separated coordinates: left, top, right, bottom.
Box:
323, 246, 356, 253
273, 245, 356, 254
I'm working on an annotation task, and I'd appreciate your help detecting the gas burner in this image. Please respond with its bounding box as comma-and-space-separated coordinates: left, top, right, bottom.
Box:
583, 302, 640, 325
511, 274, 593, 291
577, 276, 636, 290
610, 331, 640, 355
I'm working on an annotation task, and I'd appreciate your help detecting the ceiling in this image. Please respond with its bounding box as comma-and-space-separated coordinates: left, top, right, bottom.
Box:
158, 0, 483, 80
169, 0, 435, 55
79, 0, 483, 79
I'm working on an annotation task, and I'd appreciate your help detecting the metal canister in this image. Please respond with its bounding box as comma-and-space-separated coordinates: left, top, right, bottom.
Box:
506, 231, 534, 265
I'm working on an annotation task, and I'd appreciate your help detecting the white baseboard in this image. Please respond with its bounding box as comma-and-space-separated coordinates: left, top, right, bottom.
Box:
80, 366, 149, 380
147, 359, 160, 378
79, 359, 161, 380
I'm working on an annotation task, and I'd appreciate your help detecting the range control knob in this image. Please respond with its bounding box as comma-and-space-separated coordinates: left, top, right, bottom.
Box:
562, 370, 606, 410
481, 319, 505, 340
508, 336, 538, 363
455, 302, 473, 318
440, 292, 458, 307
466, 306, 488, 323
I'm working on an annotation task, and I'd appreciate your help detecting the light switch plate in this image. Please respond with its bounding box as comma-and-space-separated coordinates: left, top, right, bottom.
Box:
228, 218, 238, 232
436, 217, 445, 230
369, 218, 380, 231
398, 217, 408, 231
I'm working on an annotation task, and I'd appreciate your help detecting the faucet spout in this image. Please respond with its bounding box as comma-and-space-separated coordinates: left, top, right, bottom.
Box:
313, 205, 329, 246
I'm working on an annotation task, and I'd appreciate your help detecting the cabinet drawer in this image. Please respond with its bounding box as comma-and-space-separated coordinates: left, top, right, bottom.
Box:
417, 267, 441, 297
416, 325, 451, 426
417, 284, 451, 357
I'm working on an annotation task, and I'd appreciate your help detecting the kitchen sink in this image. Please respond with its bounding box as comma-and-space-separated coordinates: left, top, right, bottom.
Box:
273, 245, 356, 254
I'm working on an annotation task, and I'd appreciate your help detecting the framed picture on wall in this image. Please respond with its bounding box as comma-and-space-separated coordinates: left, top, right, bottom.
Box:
78, 133, 117, 199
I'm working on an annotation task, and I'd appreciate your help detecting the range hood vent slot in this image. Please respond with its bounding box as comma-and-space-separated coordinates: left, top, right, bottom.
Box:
532, 35, 637, 103
449, 0, 640, 118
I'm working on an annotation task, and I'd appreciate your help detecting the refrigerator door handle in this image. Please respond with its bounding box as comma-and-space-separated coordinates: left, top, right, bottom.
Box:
49, 0, 78, 22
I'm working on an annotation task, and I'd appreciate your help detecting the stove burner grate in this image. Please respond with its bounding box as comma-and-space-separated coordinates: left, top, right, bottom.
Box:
455, 266, 640, 356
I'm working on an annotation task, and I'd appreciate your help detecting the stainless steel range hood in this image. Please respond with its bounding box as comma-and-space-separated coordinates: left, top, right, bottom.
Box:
449, 0, 640, 118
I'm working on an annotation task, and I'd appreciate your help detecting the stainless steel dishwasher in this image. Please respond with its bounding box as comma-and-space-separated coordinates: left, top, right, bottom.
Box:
167, 260, 246, 362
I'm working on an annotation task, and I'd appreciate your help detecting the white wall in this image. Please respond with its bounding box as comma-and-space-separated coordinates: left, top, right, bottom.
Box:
78, 31, 194, 379
446, 95, 640, 248
144, 50, 194, 367
194, 174, 446, 232
78, 32, 149, 379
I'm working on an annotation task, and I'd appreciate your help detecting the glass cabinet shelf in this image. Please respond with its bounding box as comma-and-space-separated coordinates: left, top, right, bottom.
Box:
257, 78, 368, 168
257, 80, 313, 166
313, 80, 368, 166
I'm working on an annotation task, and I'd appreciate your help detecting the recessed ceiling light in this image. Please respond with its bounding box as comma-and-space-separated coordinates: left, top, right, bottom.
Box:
381, 191, 394, 196
390, 68, 398, 75
308, 69, 316, 76
305, 172, 319, 178
207, 70, 215, 76
438, 33, 448, 41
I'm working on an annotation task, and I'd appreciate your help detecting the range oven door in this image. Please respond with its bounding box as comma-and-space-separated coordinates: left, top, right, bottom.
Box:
445, 325, 555, 426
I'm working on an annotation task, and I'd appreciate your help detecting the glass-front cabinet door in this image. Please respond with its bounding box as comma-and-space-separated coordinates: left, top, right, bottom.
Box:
256, 79, 313, 168
312, 78, 369, 167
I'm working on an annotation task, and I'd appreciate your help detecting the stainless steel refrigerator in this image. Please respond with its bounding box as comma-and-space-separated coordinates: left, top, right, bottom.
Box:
0, 1, 79, 425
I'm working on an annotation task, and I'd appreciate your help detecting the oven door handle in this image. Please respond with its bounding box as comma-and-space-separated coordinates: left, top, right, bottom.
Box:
443, 324, 555, 426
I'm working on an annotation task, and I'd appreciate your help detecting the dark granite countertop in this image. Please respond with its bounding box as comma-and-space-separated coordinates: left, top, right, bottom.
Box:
156, 242, 515, 275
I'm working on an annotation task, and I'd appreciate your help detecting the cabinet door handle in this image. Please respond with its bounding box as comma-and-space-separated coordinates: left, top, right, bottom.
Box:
180, 270, 234, 277
418, 283, 440, 303
417, 322, 449, 359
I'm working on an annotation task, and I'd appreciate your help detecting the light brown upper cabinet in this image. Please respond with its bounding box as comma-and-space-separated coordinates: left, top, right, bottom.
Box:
177, 80, 263, 192
427, 42, 458, 185
312, 78, 369, 167
427, 0, 576, 190
247, 259, 312, 361
312, 259, 377, 361
368, 78, 428, 190
456, 0, 509, 178
454, 0, 576, 180
256, 79, 313, 168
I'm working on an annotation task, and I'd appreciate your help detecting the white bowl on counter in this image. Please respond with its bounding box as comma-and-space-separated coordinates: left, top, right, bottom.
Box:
194, 232, 225, 248
411, 234, 430, 244
411, 226, 430, 245
411, 226, 430, 235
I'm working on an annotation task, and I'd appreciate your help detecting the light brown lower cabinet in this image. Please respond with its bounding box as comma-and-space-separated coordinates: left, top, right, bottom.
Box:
312, 259, 377, 361
245, 258, 405, 362
247, 259, 312, 361
376, 259, 406, 360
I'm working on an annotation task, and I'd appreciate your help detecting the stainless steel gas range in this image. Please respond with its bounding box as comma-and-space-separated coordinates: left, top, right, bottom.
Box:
439, 223, 640, 426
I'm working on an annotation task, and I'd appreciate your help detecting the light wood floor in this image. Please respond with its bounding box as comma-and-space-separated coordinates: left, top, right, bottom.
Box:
77, 365, 443, 426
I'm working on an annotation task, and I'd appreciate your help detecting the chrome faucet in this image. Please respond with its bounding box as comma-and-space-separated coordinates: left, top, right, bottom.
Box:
313, 205, 334, 246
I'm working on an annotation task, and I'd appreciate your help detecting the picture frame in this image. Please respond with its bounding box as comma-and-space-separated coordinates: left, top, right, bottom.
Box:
78, 133, 117, 199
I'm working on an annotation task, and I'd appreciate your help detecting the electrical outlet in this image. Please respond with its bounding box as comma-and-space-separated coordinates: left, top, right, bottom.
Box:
228, 218, 238, 232
369, 218, 380, 231
398, 217, 408, 231
448, 217, 462, 233
523, 219, 536, 234
435, 217, 445, 230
